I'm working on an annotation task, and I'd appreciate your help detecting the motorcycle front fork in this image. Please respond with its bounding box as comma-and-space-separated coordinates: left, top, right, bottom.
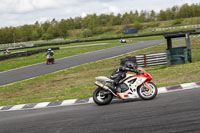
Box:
141, 82, 150, 92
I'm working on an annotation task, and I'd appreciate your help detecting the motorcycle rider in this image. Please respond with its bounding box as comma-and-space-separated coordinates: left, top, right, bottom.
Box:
108, 61, 139, 92
4, 48, 11, 54
46, 48, 54, 64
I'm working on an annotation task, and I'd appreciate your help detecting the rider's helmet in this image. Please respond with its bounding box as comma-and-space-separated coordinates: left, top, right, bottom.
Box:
125, 61, 137, 70
48, 48, 52, 52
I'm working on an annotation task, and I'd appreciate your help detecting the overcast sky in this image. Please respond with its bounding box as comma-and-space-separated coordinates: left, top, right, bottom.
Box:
0, 0, 199, 28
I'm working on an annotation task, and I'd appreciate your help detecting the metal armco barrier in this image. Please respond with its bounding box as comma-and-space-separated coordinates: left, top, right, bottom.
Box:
136, 52, 167, 67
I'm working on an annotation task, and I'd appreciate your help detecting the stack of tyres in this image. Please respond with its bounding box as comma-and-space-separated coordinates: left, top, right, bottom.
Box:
120, 56, 137, 66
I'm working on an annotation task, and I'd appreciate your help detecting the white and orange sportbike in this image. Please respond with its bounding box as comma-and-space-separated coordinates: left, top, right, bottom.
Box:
93, 67, 157, 105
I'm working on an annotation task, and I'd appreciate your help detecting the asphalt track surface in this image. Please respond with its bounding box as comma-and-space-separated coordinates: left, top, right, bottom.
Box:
0, 39, 165, 86
0, 87, 199, 133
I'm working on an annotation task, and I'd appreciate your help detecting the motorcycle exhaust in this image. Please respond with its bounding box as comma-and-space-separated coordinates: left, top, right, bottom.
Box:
94, 81, 117, 97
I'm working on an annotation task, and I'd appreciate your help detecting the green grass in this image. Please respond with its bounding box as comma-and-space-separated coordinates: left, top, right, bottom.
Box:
33, 24, 194, 46
0, 38, 199, 106
0, 36, 164, 56
0, 36, 163, 71
0, 40, 118, 55
0, 42, 132, 72
0, 36, 161, 55
33, 35, 163, 45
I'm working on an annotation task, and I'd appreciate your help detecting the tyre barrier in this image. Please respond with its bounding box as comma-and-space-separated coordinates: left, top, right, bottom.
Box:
0, 46, 36, 52
0, 47, 59, 61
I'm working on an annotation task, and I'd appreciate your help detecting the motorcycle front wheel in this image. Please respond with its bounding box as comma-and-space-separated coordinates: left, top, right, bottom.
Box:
138, 82, 157, 100
93, 87, 113, 105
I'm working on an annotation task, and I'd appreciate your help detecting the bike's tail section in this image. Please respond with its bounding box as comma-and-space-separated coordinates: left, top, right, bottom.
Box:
94, 81, 117, 97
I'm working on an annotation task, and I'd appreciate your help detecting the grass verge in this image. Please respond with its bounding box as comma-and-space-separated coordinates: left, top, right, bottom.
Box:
0, 42, 134, 72
0, 38, 199, 106
0, 36, 163, 72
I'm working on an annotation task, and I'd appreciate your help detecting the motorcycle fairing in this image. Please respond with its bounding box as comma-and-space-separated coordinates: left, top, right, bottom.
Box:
117, 75, 147, 99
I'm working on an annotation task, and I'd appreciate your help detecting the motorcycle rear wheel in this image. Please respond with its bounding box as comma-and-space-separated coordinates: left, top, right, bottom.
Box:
93, 87, 113, 105
138, 82, 157, 100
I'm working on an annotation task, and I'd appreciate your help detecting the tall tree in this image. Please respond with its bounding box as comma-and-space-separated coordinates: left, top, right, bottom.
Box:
20, 25, 33, 41
58, 19, 68, 38
88, 14, 98, 34
158, 10, 167, 21
150, 10, 156, 21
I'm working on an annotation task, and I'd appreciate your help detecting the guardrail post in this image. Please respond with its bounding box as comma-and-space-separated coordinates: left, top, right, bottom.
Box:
144, 54, 147, 67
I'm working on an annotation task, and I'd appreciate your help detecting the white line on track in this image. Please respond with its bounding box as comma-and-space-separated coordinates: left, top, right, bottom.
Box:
60, 43, 108, 49
180, 82, 197, 88
61, 99, 77, 106
33, 102, 50, 109
9, 104, 26, 111
0, 106, 4, 110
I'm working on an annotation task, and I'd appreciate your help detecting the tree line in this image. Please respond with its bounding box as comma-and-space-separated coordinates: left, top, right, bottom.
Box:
0, 3, 200, 44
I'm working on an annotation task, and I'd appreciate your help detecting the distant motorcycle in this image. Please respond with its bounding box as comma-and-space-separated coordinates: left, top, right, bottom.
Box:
93, 67, 157, 105
46, 55, 55, 65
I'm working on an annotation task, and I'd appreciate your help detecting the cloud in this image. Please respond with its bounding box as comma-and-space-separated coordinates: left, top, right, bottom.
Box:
0, 0, 60, 14
102, 3, 121, 15
0, 13, 35, 27
81, 12, 87, 18
0, 0, 200, 28
1, 0, 200, 14
0, 0, 98, 14
38, 17, 49, 23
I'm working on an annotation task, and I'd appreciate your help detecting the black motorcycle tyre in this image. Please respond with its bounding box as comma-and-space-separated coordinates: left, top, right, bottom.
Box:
93, 87, 113, 105
137, 82, 157, 100
46, 58, 55, 65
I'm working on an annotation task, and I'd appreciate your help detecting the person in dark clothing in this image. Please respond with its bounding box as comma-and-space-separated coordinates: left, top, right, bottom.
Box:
46, 48, 54, 57
109, 61, 138, 92
46, 48, 55, 64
